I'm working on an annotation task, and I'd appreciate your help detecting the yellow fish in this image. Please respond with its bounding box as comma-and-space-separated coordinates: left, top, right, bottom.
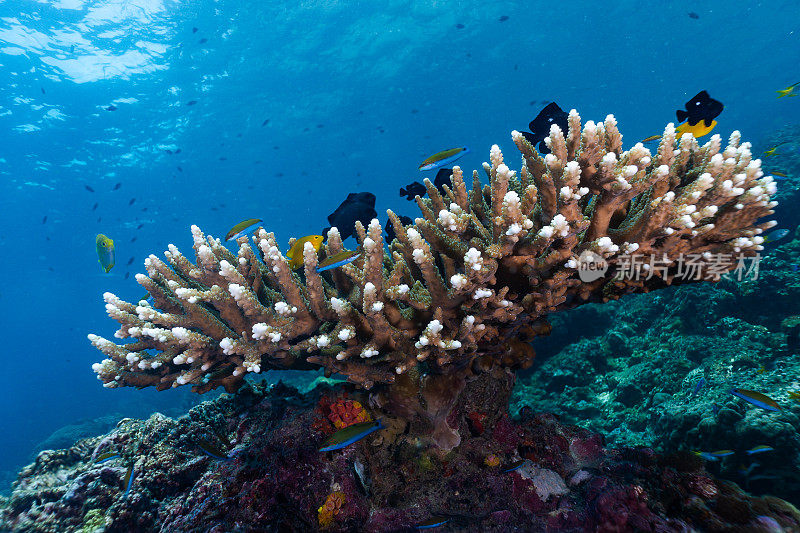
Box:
772, 171, 787, 178
675, 120, 716, 139
776, 83, 799, 98
763, 146, 779, 156
96, 234, 115, 273
787, 391, 800, 401
286, 235, 324, 269
641, 135, 661, 143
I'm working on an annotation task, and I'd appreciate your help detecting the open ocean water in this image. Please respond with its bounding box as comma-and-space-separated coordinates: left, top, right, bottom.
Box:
0, 0, 799, 511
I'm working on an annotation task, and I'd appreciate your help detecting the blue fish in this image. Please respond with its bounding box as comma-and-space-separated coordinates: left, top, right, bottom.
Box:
746, 445, 774, 455
319, 420, 383, 452
415, 516, 450, 529
196, 438, 233, 461
738, 462, 760, 476
503, 459, 526, 473
418, 147, 468, 171
693, 451, 720, 461
764, 228, 790, 244
730, 388, 781, 412
123, 464, 135, 497
708, 449, 735, 458
316, 251, 361, 273
95, 453, 120, 464
691, 377, 706, 397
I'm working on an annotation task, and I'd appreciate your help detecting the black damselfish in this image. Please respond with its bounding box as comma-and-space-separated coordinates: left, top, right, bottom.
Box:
324, 192, 377, 240
400, 181, 426, 201
386, 215, 413, 242
676, 90, 723, 127
521, 102, 568, 155
433, 167, 452, 191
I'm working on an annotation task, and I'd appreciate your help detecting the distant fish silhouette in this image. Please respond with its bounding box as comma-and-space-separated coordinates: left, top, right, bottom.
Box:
85, 185, 95, 192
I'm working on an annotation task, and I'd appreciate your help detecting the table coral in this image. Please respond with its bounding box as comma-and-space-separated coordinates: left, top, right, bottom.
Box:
88, 113, 778, 446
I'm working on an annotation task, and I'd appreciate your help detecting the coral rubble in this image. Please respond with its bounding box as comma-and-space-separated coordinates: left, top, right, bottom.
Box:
3, 379, 799, 532
89, 114, 778, 408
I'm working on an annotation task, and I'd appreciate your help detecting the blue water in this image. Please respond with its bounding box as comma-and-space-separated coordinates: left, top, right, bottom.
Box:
0, 0, 799, 487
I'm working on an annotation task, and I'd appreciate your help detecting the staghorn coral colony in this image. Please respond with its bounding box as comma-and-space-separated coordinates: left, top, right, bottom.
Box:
89, 111, 777, 425
6, 112, 799, 533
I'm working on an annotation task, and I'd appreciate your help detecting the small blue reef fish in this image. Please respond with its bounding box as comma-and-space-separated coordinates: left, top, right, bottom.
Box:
503, 459, 526, 473
415, 516, 450, 529
738, 462, 760, 477
764, 228, 789, 243
123, 464, 135, 497
94, 452, 120, 464
691, 377, 706, 397
419, 147, 468, 171
746, 445, 774, 455
316, 250, 361, 273
708, 450, 735, 458
730, 388, 782, 412
196, 438, 233, 461
693, 451, 720, 461
319, 420, 383, 452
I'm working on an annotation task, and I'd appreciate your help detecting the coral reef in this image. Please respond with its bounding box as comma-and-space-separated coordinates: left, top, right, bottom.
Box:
512, 231, 800, 505
3, 379, 800, 532
89, 114, 776, 414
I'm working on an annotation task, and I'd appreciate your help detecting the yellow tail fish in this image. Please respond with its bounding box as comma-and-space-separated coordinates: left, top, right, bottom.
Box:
776, 83, 799, 98
676, 120, 716, 139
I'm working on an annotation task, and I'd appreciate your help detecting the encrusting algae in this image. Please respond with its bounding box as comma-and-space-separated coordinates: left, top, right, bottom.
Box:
89, 112, 778, 430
